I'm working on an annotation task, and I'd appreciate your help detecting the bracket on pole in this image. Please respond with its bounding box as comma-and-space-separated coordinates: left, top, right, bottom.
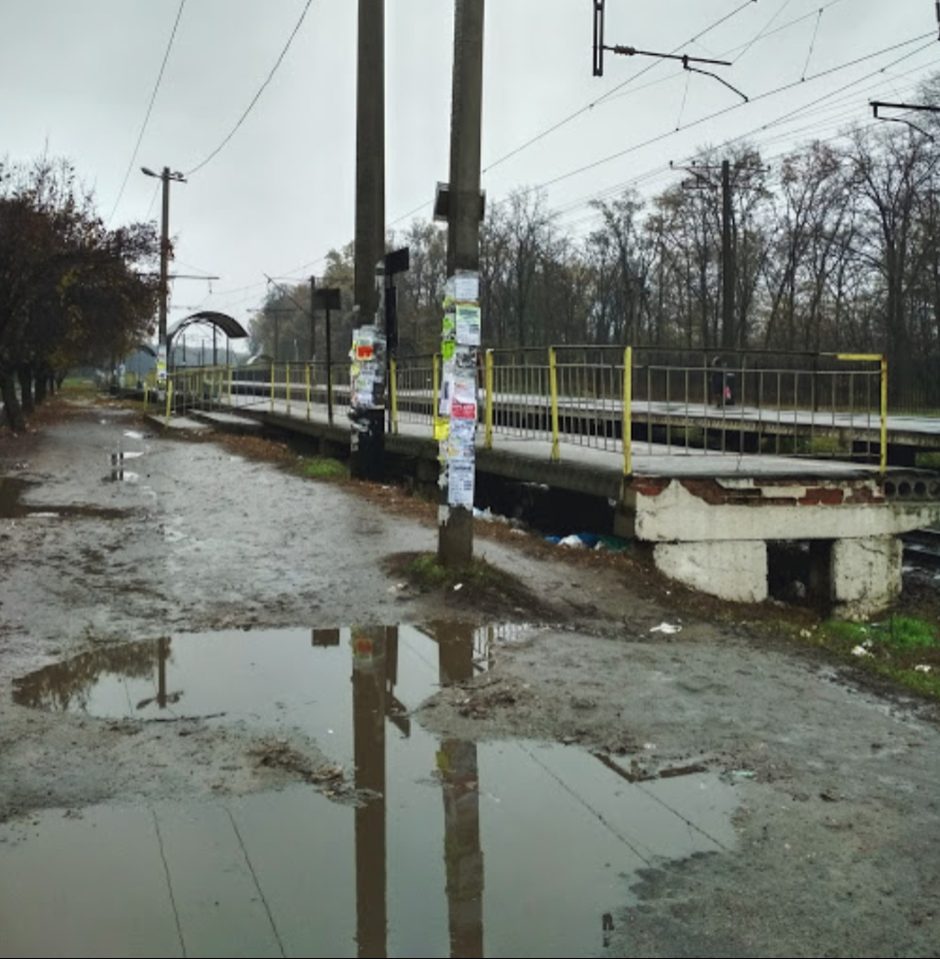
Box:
590, 0, 746, 100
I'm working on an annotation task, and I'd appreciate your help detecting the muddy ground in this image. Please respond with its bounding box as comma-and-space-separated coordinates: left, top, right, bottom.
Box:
1, 395, 940, 958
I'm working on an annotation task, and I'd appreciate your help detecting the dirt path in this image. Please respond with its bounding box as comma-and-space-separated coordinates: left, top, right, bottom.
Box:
1, 396, 939, 957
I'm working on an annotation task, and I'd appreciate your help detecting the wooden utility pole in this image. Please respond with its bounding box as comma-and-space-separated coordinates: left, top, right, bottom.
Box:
439, 0, 485, 569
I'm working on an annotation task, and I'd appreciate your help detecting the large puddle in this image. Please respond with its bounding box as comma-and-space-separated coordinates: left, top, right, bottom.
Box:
6, 624, 739, 958
0, 476, 128, 520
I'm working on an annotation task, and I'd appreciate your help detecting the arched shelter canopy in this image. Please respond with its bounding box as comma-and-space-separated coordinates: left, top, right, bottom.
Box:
167, 311, 249, 347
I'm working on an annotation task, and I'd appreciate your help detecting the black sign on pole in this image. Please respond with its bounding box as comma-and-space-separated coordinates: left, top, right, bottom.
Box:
312, 287, 342, 426
383, 246, 410, 357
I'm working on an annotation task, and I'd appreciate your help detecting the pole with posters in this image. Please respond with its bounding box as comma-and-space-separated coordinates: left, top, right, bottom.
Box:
438, 0, 485, 570
349, 314, 386, 481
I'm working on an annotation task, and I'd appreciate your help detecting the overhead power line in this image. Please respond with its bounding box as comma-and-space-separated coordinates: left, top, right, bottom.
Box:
553, 52, 939, 232
535, 31, 936, 194
186, 0, 314, 177
106, 0, 187, 223
481, 0, 758, 176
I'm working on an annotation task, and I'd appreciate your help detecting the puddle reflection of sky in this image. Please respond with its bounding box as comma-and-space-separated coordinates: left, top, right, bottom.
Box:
5, 625, 738, 958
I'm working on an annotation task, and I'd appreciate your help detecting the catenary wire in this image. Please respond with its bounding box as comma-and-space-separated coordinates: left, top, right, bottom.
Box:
185, 0, 313, 177
481, 0, 759, 176
106, 0, 187, 223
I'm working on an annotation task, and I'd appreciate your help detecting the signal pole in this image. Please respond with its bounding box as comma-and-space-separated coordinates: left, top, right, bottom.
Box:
309, 275, 317, 360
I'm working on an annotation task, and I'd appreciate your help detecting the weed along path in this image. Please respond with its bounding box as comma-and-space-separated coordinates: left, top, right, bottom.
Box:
1, 394, 939, 958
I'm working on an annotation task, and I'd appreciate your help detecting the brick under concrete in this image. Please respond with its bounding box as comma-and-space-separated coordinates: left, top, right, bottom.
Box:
635, 478, 938, 543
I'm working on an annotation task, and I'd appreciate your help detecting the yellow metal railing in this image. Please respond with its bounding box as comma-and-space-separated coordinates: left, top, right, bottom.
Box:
549, 347, 560, 462
167, 348, 889, 478
623, 346, 632, 477
836, 352, 888, 475
484, 349, 494, 449
390, 357, 399, 434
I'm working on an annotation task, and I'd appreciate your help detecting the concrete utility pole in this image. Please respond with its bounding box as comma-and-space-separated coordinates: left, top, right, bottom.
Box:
350, 0, 387, 480
141, 166, 186, 387
721, 159, 735, 351
439, 0, 485, 569
676, 159, 735, 351
354, 0, 385, 317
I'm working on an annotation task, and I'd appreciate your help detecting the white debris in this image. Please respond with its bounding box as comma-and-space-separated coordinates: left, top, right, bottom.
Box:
851, 645, 872, 658
453, 582, 463, 591
914, 664, 932, 674
558, 534, 586, 548
650, 622, 682, 635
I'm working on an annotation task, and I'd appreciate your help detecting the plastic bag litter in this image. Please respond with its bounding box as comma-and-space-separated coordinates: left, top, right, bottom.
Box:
650, 622, 682, 634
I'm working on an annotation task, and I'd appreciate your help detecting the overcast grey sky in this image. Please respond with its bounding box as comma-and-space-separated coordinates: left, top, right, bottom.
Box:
2, 0, 937, 340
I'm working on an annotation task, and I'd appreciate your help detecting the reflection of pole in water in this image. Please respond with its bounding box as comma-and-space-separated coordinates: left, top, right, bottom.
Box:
351, 626, 391, 958
434, 622, 483, 958
135, 637, 181, 712
157, 636, 168, 708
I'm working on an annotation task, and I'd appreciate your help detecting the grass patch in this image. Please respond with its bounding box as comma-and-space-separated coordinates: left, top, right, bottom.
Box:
386, 550, 544, 618
810, 614, 940, 699
916, 451, 940, 470
406, 552, 501, 590
60, 377, 97, 395
298, 456, 347, 481
806, 434, 848, 456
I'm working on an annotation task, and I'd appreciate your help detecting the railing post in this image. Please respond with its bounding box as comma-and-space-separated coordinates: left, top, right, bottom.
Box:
880, 353, 888, 475
837, 352, 887, 473
484, 348, 494, 449
228, 365, 233, 406
269, 364, 275, 413
549, 346, 560, 462
327, 361, 334, 426
285, 363, 291, 416
432, 352, 442, 439
305, 363, 311, 421
623, 346, 633, 476
165, 378, 173, 425
390, 357, 399, 434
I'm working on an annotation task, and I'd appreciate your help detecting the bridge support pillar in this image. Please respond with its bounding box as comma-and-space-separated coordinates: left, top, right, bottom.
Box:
830, 536, 903, 621
653, 541, 768, 604
633, 474, 935, 618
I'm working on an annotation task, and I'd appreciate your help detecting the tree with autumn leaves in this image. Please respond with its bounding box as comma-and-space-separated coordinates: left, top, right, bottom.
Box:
0, 157, 160, 431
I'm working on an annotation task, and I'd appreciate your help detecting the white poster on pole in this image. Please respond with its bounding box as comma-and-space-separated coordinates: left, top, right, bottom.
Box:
454, 273, 479, 303
455, 303, 481, 346
447, 456, 475, 508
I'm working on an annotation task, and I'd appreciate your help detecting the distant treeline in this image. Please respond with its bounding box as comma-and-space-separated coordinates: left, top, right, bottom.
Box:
250, 76, 940, 410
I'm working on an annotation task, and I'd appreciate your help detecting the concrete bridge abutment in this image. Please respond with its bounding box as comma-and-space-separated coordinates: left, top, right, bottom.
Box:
627, 475, 937, 619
